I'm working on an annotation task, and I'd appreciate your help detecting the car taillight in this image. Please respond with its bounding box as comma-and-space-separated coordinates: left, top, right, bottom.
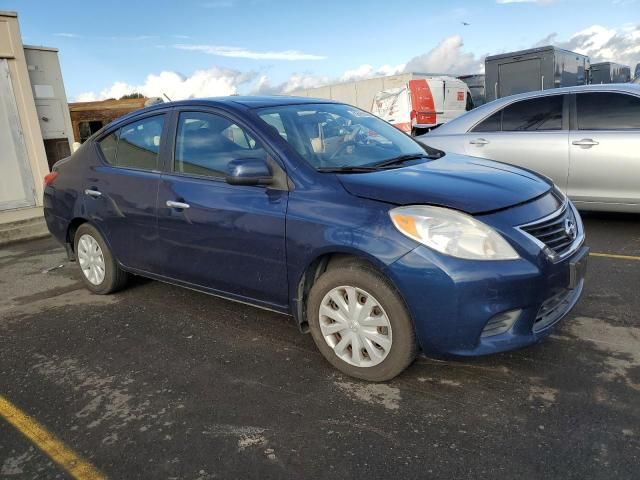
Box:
44, 171, 59, 186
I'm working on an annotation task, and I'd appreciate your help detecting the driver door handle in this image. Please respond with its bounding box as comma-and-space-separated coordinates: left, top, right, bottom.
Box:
166, 200, 190, 209
470, 138, 490, 145
84, 189, 102, 198
572, 138, 599, 147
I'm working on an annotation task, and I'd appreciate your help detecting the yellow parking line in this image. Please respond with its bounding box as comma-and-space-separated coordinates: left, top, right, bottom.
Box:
590, 252, 640, 261
0, 395, 106, 480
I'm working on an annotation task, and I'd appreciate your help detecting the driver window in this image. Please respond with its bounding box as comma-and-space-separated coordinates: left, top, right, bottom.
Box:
174, 112, 266, 179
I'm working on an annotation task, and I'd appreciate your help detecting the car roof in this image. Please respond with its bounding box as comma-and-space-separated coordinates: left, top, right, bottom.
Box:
427, 83, 640, 135
491, 83, 640, 100
107, 95, 342, 130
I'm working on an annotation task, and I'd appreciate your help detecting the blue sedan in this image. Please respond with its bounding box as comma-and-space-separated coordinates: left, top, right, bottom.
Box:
43, 96, 588, 381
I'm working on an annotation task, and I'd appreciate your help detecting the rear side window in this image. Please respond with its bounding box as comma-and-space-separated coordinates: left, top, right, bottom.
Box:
117, 116, 165, 170
97, 115, 165, 170
472, 111, 501, 132
98, 131, 118, 164
502, 96, 563, 131
577, 92, 640, 130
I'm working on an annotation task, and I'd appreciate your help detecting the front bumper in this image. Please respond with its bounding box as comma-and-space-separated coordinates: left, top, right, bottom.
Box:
386, 239, 588, 357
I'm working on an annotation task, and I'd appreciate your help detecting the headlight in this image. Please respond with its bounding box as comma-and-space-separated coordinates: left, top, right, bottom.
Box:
389, 205, 519, 260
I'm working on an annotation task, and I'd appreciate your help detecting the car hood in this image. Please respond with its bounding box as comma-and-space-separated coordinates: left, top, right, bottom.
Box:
337, 154, 552, 215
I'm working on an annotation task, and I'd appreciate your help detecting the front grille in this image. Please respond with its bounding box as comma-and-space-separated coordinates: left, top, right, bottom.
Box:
534, 284, 582, 332
520, 205, 578, 257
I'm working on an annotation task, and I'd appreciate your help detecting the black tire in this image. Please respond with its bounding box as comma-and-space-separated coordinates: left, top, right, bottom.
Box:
307, 260, 417, 381
74, 223, 128, 294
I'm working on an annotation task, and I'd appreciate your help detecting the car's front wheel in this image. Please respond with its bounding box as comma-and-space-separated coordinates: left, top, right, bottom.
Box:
307, 260, 417, 381
74, 223, 128, 294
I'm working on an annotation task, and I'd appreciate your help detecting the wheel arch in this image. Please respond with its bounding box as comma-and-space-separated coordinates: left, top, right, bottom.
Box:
292, 249, 405, 333
65, 218, 115, 264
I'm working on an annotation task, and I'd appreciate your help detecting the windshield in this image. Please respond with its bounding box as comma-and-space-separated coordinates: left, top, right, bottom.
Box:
255, 103, 431, 170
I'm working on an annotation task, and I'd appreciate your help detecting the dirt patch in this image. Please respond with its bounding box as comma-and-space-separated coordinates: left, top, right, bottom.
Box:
335, 381, 401, 410
569, 316, 640, 390
202, 424, 268, 452
30, 353, 169, 431
1, 449, 35, 476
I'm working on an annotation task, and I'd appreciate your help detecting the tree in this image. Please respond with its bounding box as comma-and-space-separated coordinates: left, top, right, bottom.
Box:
119, 93, 144, 99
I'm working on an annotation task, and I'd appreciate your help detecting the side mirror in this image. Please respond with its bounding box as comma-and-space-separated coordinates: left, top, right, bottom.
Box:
225, 158, 273, 186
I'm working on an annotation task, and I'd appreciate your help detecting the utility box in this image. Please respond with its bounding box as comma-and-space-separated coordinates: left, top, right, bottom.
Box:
589, 62, 631, 84
485, 46, 589, 102
458, 74, 485, 107
23, 45, 74, 169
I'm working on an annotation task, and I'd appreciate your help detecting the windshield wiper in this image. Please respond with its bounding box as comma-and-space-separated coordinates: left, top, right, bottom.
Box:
316, 153, 435, 174
370, 153, 430, 169
316, 166, 380, 173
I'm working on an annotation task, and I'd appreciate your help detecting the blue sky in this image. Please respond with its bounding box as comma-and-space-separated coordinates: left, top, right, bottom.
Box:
2, 0, 639, 100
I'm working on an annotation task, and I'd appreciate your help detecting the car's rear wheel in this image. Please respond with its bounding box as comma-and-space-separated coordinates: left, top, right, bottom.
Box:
74, 223, 128, 294
307, 261, 417, 381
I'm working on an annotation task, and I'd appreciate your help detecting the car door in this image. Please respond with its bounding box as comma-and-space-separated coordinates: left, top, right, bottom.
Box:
464, 94, 570, 191
156, 109, 289, 308
568, 91, 640, 208
90, 113, 168, 272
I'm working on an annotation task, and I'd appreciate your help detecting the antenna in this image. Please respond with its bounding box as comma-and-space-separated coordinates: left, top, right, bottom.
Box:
163, 93, 172, 102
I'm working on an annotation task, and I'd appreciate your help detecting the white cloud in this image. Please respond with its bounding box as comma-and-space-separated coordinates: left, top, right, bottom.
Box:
174, 44, 326, 61
54, 32, 81, 38
75, 34, 482, 101
74, 67, 255, 102
340, 63, 405, 82
279, 73, 331, 92
404, 35, 484, 75
542, 24, 640, 68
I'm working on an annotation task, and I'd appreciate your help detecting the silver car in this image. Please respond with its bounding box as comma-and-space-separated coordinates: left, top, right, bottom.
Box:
419, 84, 640, 213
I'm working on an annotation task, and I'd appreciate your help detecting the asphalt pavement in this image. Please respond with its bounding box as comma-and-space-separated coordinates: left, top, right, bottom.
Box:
1, 212, 639, 479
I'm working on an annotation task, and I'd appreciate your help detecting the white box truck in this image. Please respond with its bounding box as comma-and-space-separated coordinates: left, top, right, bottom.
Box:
289, 73, 472, 136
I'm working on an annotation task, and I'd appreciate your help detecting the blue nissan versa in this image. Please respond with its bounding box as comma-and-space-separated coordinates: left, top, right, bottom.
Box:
43, 97, 588, 381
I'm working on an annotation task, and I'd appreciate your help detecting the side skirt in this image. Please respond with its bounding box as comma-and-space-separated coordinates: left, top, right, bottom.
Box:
120, 265, 293, 318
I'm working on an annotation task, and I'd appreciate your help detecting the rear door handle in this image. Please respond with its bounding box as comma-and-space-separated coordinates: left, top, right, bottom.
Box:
84, 189, 102, 198
166, 200, 190, 209
572, 138, 599, 147
470, 138, 490, 145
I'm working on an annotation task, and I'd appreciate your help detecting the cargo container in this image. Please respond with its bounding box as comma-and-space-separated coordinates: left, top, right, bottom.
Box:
484, 46, 589, 102
289, 73, 472, 135
589, 62, 631, 84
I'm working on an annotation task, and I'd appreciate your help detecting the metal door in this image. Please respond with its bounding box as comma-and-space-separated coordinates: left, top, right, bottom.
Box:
0, 59, 36, 210
498, 59, 542, 98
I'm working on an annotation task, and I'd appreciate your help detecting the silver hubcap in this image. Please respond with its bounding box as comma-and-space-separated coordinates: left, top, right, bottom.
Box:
319, 286, 393, 367
77, 234, 106, 285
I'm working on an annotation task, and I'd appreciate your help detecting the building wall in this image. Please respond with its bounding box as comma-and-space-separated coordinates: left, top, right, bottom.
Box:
69, 98, 147, 143
0, 11, 50, 225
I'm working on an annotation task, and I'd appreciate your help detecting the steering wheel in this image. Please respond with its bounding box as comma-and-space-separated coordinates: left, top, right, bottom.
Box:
328, 140, 357, 161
